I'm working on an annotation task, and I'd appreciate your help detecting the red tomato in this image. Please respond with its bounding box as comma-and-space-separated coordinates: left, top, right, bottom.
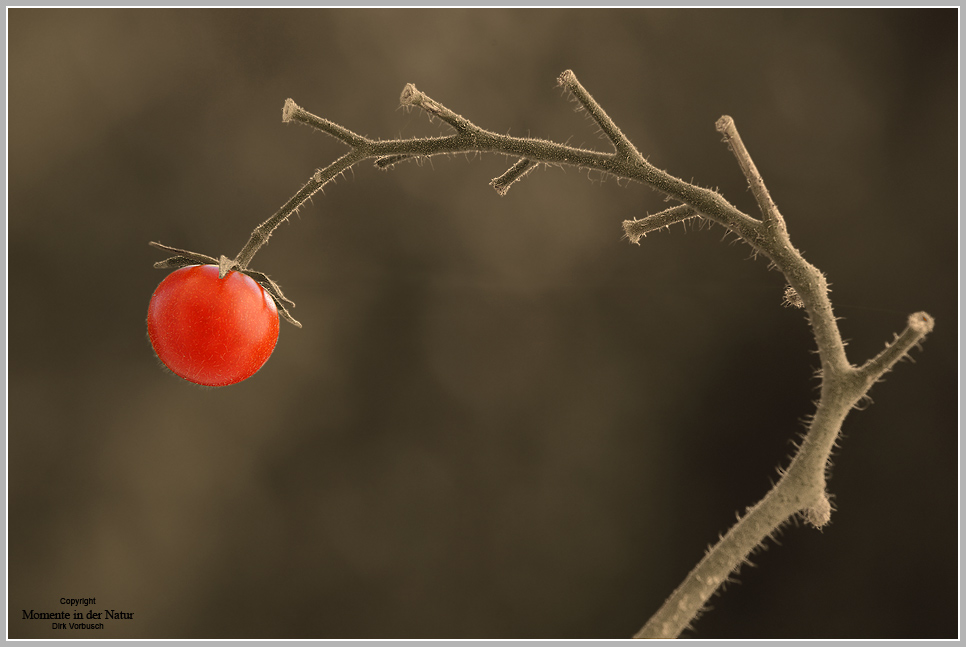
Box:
147, 265, 279, 386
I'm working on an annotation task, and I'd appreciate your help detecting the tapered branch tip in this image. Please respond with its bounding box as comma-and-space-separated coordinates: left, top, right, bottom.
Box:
282, 98, 298, 123
400, 83, 419, 107
715, 115, 734, 133
908, 311, 935, 334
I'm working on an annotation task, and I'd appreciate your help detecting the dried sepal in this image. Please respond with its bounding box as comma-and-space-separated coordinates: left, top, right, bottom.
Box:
149, 241, 219, 266
149, 241, 301, 328
242, 269, 295, 306
154, 255, 206, 270
242, 269, 302, 329
263, 288, 301, 328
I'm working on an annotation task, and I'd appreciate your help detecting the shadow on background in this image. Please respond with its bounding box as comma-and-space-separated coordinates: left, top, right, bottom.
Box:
8, 8, 958, 639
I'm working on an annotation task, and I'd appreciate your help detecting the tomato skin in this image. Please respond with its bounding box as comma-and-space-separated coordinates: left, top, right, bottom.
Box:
147, 265, 279, 387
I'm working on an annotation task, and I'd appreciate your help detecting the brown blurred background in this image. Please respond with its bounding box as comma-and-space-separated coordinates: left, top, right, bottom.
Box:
8, 8, 957, 639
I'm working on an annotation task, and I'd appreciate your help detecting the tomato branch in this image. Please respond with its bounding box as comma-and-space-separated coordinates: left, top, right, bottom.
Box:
150, 70, 935, 636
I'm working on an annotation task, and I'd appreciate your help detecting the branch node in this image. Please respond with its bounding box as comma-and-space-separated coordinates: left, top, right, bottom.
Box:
782, 285, 805, 309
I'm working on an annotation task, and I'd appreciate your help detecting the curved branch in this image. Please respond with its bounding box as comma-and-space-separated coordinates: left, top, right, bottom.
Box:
264, 82, 763, 272
233, 150, 365, 269
227, 72, 934, 639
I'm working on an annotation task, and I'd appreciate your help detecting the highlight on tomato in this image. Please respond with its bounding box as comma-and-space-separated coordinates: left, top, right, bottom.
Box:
147, 264, 280, 387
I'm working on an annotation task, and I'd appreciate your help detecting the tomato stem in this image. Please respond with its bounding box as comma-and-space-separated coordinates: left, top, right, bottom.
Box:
233, 152, 362, 270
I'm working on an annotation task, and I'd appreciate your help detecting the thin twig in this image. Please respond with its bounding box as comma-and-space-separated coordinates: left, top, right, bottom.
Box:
855, 312, 935, 382
622, 205, 699, 244
399, 82, 478, 133
490, 157, 537, 196
283, 98, 369, 148
557, 69, 643, 162
715, 115, 782, 225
